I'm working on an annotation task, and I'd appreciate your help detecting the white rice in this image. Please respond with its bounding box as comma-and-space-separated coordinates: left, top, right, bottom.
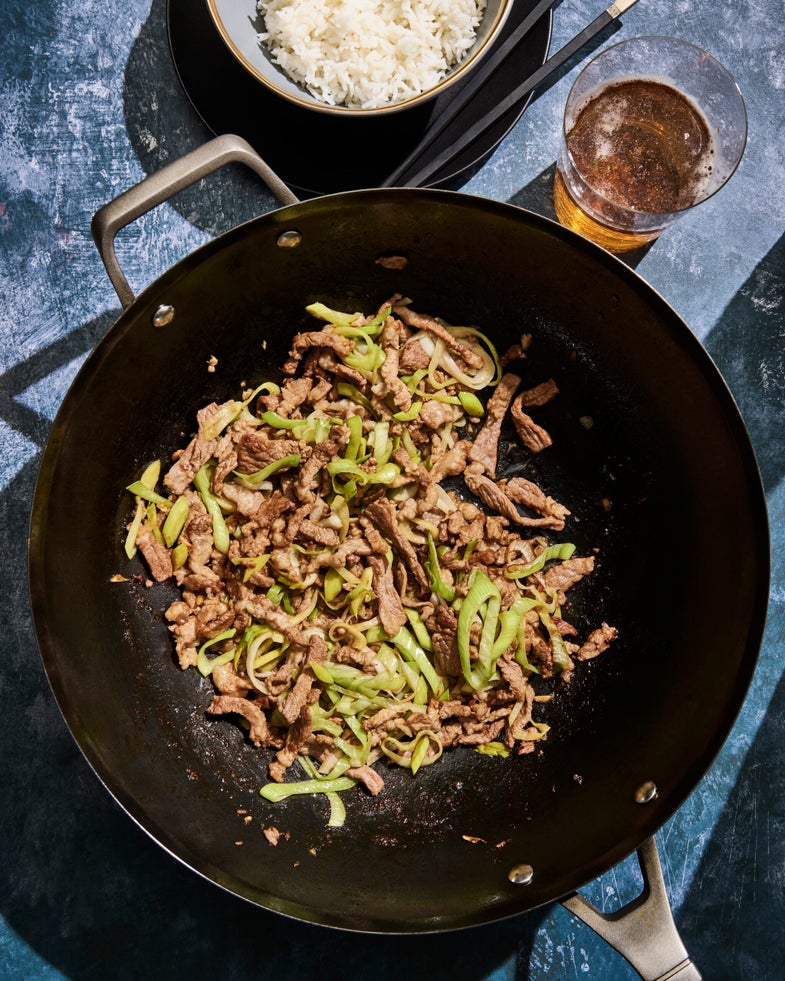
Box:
256, 0, 488, 109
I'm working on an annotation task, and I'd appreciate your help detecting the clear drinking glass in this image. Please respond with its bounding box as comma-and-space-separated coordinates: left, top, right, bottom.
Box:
553, 36, 748, 253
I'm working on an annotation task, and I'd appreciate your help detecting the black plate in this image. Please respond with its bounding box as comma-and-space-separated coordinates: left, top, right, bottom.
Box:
167, 0, 552, 195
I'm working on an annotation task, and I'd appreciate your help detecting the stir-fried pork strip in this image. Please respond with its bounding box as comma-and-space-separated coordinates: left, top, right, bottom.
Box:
576, 623, 620, 660
502, 476, 571, 524
392, 302, 484, 369
365, 497, 430, 595
467, 372, 522, 475
464, 466, 567, 531
511, 395, 554, 453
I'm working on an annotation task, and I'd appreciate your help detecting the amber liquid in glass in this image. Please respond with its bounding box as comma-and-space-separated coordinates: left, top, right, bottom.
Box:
554, 79, 715, 252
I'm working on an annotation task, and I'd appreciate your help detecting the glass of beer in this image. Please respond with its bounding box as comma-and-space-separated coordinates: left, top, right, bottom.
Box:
553, 36, 747, 253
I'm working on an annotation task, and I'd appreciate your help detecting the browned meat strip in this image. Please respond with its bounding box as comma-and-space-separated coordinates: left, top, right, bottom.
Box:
419, 399, 462, 431
282, 331, 354, 375
542, 556, 596, 596
315, 351, 367, 387
212, 434, 239, 492
253, 491, 296, 531
506, 689, 536, 748
516, 378, 559, 407
136, 529, 173, 582
364, 497, 430, 594
464, 467, 565, 530
467, 372, 521, 475
235, 433, 303, 475
496, 657, 530, 701
333, 645, 378, 670
375, 255, 408, 271
265, 657, 297, 698
297, 520, 340, 548
280, 667, 316, 725
363, 705, 411, 732
306, 376, 333, 406
399, 338, 431, 372
221, 482, 266, 517
392, 304, 484, 368
510, 397, 553, 453
295, 429, 350, 500
258, 378, 316, 416
278, 377, 314, 414
500, 342, 528, 366
269, 705, 313, 781
305, 537, 373, 571
194, 598, 234, 640
207, 695, 276, 747
428, 439, 469, 483
241, 594, 309, 648
576, 622, 619, 660
369, 554, 407, 636
428, 604, 461, 677
163, 401, 224, 495
183, 507, 214, 565
212, 662, 254, 695
165, 602, 198, 669
502, 476, 570, 523
275, 502, 312, 545
444, 500, 486, 547
346, 765, 385, 795
375, 315, 413, 411
458, 720, 505, 745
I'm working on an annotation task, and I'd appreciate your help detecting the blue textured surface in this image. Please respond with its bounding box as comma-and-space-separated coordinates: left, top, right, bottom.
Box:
1, 0, 783, 978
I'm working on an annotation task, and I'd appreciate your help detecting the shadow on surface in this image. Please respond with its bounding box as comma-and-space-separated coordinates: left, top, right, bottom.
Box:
122, 0, 279, 235
669, 231, 785, 979
676, 632, 785, 980
0, 309, 117, 447
703, 230, 785, 493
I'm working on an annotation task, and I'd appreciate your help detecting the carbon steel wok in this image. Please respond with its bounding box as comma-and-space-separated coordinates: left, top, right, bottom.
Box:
29, 136, 768, 976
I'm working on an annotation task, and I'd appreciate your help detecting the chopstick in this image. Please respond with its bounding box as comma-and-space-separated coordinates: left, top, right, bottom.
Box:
380, 0, 561, 188
382, 0, 640, 189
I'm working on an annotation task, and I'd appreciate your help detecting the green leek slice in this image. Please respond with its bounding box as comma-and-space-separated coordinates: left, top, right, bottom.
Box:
196, 628, 237, 677
193, 463, 230, 554
259, 776, 357, 802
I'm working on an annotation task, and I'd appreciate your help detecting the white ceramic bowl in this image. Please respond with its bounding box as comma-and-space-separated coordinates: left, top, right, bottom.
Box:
206, 0, 514, 116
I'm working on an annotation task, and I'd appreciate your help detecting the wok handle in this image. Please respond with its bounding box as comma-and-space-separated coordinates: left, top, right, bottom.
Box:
561, 837, 702, 980
90, 134, 300, 309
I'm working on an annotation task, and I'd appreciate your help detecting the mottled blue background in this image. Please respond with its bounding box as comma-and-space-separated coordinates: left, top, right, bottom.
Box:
1, 0, 783, 978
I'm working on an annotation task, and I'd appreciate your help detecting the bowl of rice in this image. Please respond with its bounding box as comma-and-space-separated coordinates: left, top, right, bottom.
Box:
205, 0, 514, 115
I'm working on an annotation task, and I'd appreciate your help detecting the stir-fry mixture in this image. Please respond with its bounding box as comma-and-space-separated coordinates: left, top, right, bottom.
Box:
125, 296, 617, 825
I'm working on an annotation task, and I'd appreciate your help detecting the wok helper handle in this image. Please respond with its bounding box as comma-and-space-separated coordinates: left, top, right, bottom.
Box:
91, 134, 299, 308
561, 837, 701, 980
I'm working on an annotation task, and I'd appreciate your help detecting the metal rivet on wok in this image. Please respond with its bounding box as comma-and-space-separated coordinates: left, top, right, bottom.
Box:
152, 304, 175, 327
635, 780, 659, 804
508, 864, 534, 886
276, 230, 302, 248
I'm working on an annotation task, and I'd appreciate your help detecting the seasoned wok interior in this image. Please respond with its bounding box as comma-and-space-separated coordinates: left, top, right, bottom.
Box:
125, 296, 617, 823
